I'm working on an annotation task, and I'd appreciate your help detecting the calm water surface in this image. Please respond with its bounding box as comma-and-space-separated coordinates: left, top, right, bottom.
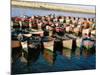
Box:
12, 6, 95, 18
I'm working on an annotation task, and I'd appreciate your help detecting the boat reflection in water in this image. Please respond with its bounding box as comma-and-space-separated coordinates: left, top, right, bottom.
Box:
11, 40, 22, 64
27, 34, 43, 65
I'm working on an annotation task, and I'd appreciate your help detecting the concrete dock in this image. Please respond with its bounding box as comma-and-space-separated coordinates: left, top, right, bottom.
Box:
11, 1, 95, 14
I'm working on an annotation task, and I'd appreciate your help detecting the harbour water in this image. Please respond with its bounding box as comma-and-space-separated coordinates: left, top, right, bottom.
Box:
11, 6, 96, 74
12, 52, 96, 74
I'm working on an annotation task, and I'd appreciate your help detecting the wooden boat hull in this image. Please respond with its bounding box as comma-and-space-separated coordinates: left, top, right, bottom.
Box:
43, 41, 55, 64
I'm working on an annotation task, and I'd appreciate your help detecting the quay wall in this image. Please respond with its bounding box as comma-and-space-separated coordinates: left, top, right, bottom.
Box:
12, 1, 95, 14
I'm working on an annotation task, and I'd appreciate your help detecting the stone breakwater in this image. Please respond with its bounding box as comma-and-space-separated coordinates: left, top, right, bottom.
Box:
12, 1, 95, 14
